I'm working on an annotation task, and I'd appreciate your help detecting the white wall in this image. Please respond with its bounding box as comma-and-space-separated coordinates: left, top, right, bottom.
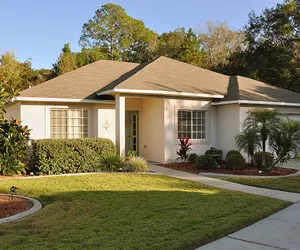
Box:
5, 102, 21, 120
164, 99, 217, 163
96, 107, 116, 142
140, 98, 165, 163
10, 102, 116, 141
217, 104, 240, 156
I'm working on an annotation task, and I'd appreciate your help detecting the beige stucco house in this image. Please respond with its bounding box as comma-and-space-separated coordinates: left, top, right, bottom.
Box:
6, 56, 300, 163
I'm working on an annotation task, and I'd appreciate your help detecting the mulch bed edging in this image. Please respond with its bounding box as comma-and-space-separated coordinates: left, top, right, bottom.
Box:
161, 162, 298, 177
0, 194, 42, 224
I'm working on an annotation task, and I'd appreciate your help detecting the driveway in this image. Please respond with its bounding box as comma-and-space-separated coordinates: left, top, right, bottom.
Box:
282, 159, 300, 170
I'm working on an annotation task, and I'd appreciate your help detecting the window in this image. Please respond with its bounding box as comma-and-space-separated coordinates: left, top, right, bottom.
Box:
178, 110, 206, 139
50, 109, 88, 139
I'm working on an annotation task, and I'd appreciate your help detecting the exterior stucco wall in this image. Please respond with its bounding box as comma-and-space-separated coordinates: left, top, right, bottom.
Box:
140, 98, 165, 163
217, 104, 240, 156
14, 102, 115, 140
164, 99, 217, 163
5, 102, 21, 120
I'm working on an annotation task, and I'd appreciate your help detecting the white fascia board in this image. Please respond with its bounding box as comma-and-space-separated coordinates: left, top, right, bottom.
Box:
14, 96, 114, 104
97, 89, 224, 99
211, 100, 300, 107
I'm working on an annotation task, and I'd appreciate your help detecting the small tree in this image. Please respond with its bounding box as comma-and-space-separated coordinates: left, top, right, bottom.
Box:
176, 136, 192, 162
243, 109, 281, 170
235, 128, 261, 166
269, 118, 300, 169
0, 81, 31, 175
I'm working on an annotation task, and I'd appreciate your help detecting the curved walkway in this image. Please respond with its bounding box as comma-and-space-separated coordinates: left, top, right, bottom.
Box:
149, 165, 300, 250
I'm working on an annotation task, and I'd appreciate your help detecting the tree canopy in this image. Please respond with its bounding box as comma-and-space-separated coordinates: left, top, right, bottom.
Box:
79, 4, 157, 62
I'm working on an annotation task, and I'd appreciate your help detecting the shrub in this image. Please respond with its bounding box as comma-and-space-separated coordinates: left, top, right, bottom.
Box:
226, 150, 242, 158
253, 152, 274, 171
205, 147, 223, 163
176, 136, 192, 161
226, 153, 246, 170
121, 156, 148, 172
205, 148, 223, 156
127, 150, 138, 157
188, 153, 198, 163
195, 155, 217, 169
32, 138, 116, 175
101, 155, 123, 172
0, 118, 30, 175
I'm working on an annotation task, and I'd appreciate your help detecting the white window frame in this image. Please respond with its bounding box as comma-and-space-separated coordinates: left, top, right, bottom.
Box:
46, 106, 90, 139
177, 110, 206, 140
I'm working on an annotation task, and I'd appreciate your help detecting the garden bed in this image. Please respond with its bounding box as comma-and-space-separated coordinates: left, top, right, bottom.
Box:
160, 162, 297, 176
0, 195, 33, 218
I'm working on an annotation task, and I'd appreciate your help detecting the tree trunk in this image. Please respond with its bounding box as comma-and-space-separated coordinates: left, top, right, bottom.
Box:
262, 140, 266, 169
251, 153, 258, 168
267, 149, 284, 171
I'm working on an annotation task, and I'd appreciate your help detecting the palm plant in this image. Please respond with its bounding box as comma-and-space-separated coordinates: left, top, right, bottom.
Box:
269, 118, 300, 169
243, 109, 281, 169
235, 129, 261, 166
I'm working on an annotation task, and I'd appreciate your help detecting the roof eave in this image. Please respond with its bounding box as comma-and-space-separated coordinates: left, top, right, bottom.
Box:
211, 100, 300, 107
14, 96, 114, 104
97, 88, 224, 99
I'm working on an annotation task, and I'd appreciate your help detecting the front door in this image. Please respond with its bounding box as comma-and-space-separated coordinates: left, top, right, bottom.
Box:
125, 111, 139, 155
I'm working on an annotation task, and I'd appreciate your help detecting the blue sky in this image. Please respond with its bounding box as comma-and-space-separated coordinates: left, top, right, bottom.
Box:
1, 0, 281, 69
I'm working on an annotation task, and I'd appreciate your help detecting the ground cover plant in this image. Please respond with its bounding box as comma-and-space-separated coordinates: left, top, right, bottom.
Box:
0, 174, 289, 250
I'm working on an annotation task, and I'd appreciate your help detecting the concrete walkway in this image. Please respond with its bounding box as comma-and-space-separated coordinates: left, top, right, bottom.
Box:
149, 165, 300, 202
149, 165, 300, 250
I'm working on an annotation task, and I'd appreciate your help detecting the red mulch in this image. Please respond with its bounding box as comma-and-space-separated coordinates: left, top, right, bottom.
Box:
160, 162, 297, 176
0, 196, 33, 219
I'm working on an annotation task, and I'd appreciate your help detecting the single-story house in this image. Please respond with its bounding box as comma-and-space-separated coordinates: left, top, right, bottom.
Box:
6, 56, 300, 163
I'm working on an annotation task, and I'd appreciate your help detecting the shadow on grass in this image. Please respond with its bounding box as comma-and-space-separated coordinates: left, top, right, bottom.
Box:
0, 188, 289, 250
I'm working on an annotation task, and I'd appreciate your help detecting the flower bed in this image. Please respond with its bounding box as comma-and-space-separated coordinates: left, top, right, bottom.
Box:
0, 195, 33, 218
160, 162, 297, 176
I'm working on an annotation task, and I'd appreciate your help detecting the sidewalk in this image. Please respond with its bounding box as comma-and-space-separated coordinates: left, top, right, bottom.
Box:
149, 165, 300, 202
149, 165, 300, 250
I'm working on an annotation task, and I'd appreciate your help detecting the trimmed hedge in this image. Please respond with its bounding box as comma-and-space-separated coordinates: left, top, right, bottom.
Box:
226, 153, 245, 170
32, 138, 117, 175
226, 150, 242, 158
188, 153, 198, 163
195, 155, 217, 169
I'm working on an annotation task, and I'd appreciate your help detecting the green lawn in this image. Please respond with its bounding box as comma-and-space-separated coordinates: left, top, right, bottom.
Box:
220, 176, 300, 193
0, 174, 290, 250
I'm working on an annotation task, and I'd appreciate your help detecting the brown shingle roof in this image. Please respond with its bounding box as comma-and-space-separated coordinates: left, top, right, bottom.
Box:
100, 56, 229, 96
19, 60, 139, 99
19, 56, 300, 104
219, 76, 300, 104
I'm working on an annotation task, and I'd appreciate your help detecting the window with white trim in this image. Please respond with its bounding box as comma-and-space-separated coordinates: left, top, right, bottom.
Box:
178, 110, 206, 139
50, 109, 88, 139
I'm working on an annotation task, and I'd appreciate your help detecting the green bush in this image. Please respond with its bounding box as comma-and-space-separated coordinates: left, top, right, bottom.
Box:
188, 153, 198, 163
226, 154, 246, 170
32, 138, 117, 175
101, 155, 123, 172
205, 148, 223, 156
195, 155, 217, 169
253, 152, 274, 171
121, 156, 148, 172
127, 150, 138, 157
205, 148, 223, 163
226, 150, 242, 158
0, 118, 31, 175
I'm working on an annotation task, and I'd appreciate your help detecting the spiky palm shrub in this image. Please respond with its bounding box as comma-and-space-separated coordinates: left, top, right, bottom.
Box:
235, 129, 261, 167
269, 118, 300, 169
243, 109, 281, 170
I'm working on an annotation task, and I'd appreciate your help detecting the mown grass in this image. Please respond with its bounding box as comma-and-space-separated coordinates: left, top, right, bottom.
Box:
0, 174, 290, 250
220, 176, 300, 193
